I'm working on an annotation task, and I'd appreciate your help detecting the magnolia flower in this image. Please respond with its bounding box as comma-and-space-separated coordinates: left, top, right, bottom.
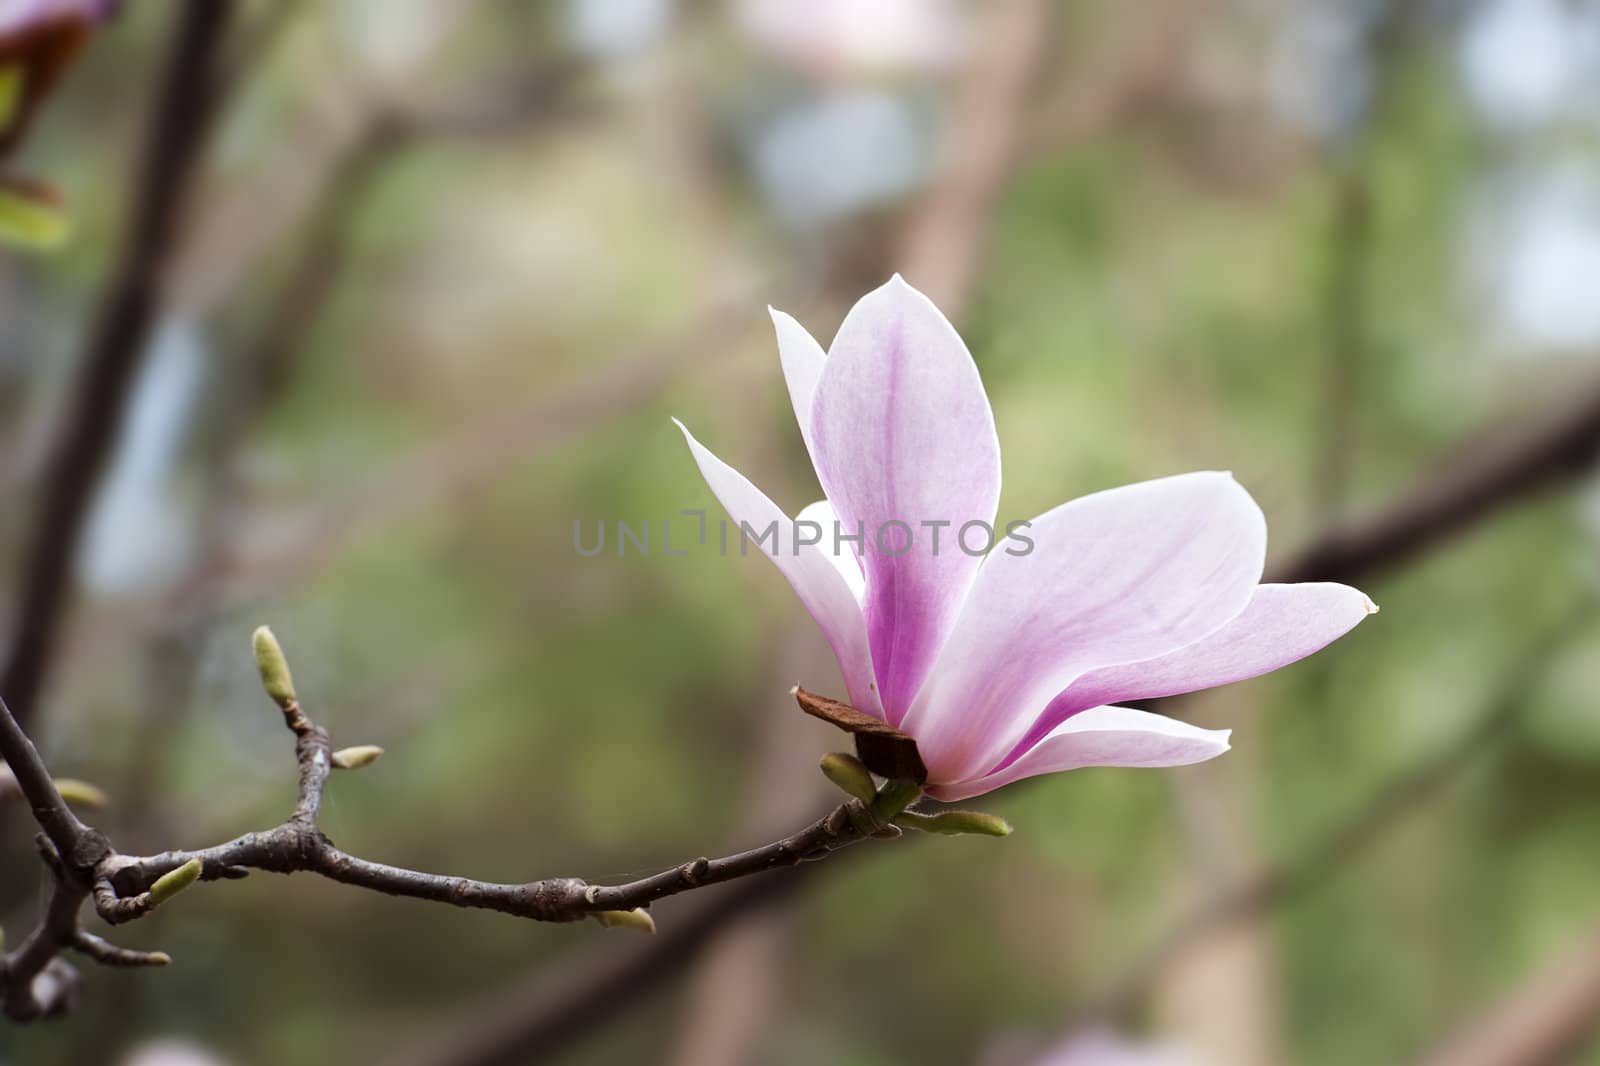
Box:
733, 0, 967, 79
675, 277, 1376, 801
1024, 1029, 1202, 1066
120, 1038, 232, 1066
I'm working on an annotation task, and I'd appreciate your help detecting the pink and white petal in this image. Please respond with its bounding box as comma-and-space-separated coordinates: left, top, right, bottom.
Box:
808, 275, 1002, 721
675, 420, 883, 717
771, 307, 828, 457
903, 471, 1265, 785
796, 498, 866, 604
926, 705, 1231, 802
1005, 582, 1377, 758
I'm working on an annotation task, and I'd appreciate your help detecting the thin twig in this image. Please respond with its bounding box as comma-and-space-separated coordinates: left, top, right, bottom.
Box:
391, 863, 832, 1066
1, 653, 897, 1023
0, 698, 95, 866
1272, 373, 1600, 585
0, 836, 93, 1020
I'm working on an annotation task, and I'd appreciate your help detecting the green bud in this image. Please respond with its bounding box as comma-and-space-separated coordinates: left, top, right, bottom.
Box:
869, 778, 923, 821
150, 859, 202, 906
0, 66, 23, 132
819, 752, 876, 804
594, 908, 655, 933
0, 181, 68, 249
252, 626, 297, 708
53, 778, 109, 809
893, 809, 1013, 837
331, 745, 385, 770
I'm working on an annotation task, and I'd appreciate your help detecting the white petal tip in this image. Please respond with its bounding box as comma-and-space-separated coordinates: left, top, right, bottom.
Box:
1364, 596, 1380, 615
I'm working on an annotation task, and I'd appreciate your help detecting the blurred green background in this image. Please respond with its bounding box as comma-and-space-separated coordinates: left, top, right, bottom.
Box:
5, 1, 1600, 1064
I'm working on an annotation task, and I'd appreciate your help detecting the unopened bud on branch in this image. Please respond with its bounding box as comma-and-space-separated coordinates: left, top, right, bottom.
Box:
150, 859, 203, 906
54, 778, 109, 809
0, 67, 23, 131
594, 908, 656, 933
332, 745, 385, 770
819, 752, 876, 804
252, 626, 297, 708
893, 810, 1012, 837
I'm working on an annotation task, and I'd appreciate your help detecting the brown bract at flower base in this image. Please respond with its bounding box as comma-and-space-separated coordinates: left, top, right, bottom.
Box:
0, 4, 98, 158
793, 685, 927, 782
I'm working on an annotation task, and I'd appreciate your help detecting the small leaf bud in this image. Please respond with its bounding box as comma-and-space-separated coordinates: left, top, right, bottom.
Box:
251, 626, 296, 708
150, 859, 203, 906
594, 908, 656, 933
893, 810, 1013, 837
331, 745, 385, 770
53, 778, 109, 809
819, 752, 876, 804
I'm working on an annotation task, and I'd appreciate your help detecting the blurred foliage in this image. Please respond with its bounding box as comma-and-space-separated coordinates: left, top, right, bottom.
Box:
5, 2, 1600, 1065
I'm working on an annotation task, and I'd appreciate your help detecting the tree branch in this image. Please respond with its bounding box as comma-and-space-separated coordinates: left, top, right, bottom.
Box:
0, 0, 234, 730
0, 697, 92, 865
1271, 373, 1600, 585
1, 640, 903, 1024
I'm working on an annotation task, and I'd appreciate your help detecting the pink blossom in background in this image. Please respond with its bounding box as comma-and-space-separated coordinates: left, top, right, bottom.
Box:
1028, 1029, 1204, 1066
120, 1038, 232, 1066
676, 276, 1376, 800
0, 0, 110, 38
733, 0, 968, 78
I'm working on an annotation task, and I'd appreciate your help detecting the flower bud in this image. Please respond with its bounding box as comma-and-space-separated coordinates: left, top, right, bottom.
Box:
331, 745, 384, 770
251, 626, 296, 708
892, 810, 1012, 837
0, 66, 21, 130
0, 178, 67, 247
53, 777, 108, 809
594, 908, 655, 933
819, 752, 875, 804
150, 859, 202, 906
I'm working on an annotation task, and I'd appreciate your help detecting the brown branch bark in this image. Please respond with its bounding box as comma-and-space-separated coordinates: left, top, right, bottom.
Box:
0, 654, 902, 1025
1271, 373, 1600, 585
0, 0, 234, 729
391, 866, 825, 1066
